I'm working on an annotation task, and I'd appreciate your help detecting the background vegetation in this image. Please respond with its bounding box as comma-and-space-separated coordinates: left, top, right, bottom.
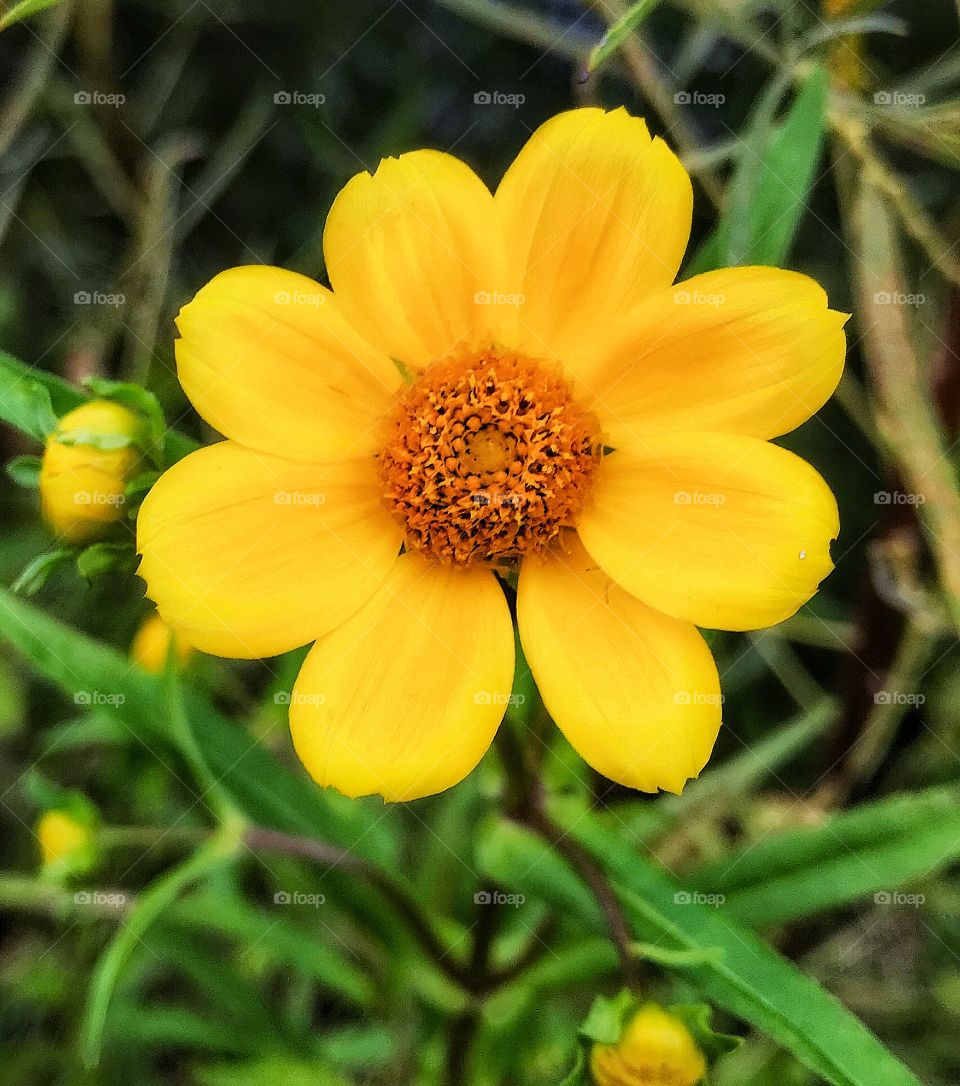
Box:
1, 0, 960, 1083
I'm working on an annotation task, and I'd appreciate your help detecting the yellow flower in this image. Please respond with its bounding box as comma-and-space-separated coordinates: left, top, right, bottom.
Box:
591, 1004, 707, 1086
37, 809, 93, 869
39, 400, 144, 543
131, 611, 194, 673
137, 108, 846, 802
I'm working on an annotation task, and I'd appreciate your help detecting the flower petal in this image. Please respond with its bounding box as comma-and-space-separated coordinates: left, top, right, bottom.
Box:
137, 442, 401, 658
289, 553, 514, 801
495, 107, 692, 373
175, 265, 400, 462
323, 150, 505, 370
576, 433, 839, 631
518, 537, 721, 794
585, 267, 848, 442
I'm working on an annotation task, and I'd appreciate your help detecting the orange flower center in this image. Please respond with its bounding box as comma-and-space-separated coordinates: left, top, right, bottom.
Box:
377, 350, 602, 566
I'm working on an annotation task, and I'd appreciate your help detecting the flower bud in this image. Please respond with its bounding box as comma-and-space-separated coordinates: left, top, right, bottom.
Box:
37, 809, 94, 871
591, 1004, 707, 1086
131, 611, 194, 673
39, 400, 144, 543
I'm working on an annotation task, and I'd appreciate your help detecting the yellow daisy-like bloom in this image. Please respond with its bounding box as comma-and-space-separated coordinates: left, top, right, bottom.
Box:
137, 108, 846, 802
130, 611, 194, 674
591, 1004, 707, 1086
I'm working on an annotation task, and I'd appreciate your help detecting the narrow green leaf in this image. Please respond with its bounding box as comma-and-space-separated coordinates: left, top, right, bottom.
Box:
479, 812, 923, 1086
82, 830, 240, 1066
0, 584, 399, 868
687, 64, 828, 275
12, 548, 73, 594
587, 0, 665, 72
691, 786, 960, 926
0, 0, 61, 32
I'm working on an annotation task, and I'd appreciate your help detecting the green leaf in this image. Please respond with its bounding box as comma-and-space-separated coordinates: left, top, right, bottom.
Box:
12, 549, 74, 595
691, 786, 960, 926
0, 0, 61, 33
168, 891, 373, 1007
82, 829, 241, 1066
76, 542, 136, 579
6, 454, 42, 487
586, 0, 665, 73
579, 989, 635, 1044
0, 360, 57, 440
686, 64, 828, 275
194, 1056, 351, 1086
0, 349, 197, 464
0, 584, 399, 868
478, 811, 923, 1086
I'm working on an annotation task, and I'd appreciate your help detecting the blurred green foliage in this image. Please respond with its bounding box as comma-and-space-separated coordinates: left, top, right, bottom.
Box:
2, 1, 960, 1084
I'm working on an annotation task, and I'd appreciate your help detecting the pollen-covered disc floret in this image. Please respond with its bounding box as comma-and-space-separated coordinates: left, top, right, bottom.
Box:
377, 351, 601, 565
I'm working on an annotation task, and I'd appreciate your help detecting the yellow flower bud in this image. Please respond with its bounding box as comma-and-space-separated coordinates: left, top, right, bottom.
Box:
37, 810, 93, 869
591, 1004, 707, 1086
131, 611, 194, 673
39, 400, 144, 543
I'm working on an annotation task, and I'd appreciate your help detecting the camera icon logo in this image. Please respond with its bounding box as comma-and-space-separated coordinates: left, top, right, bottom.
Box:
274, 91, 291, 104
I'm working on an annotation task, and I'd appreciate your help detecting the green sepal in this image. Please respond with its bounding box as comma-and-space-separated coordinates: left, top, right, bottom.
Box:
669, 1003, 742, 1064
82, 376, 167, 468
6, 454, 43, 487
557, 1045, 588, 1086
76, 542, 137, 579
54, 428, 136, 451
579, 989, 636, 1045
